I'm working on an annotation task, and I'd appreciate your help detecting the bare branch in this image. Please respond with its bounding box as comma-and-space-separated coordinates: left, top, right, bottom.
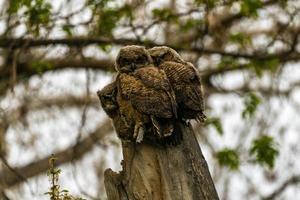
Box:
262, 175, 300, 200
0, 57, 115, 82
0, 120, 114, 189
1, 37, 299, 61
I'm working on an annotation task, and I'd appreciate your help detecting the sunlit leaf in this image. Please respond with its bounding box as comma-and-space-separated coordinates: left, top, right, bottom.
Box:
62, 25, 73, 37
180, 19, 203, 32
250, 58, 280, 76
8, 0, 31, 13
216, 148, 240, 170
240, 0, 262, 17
30, 60, 52, 73
250, 135, 279, 169
229, 32, 252, 46
242, 92, 261, 119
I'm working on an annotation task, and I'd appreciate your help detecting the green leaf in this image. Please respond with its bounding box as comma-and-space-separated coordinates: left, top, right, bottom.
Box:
21, 0, 52, 36
205, 117, 223, 135
99, 44, 112, 53
62, 25, 73, 37
8, 0, 31, 13
152, 8, 178, 22
97, 5, 132, 37
180, 19, 203, 32
250, 135, 279, 169
229, 32, 252, 46
240, 0, 262, 17
217, 57, 239, 69
250, 58, 280, 77
30, 60, 52, 73
216, 148, 240, 170
242, 92, 261, 119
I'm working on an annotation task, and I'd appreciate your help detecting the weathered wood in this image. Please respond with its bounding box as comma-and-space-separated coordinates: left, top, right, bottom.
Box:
104, 122, 219, 200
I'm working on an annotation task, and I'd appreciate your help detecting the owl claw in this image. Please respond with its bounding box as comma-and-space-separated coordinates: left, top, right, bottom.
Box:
136, 128, 144, 143
133, 123, 144, 143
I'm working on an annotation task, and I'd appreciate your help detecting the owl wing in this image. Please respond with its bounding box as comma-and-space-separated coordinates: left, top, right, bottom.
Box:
118, 73, 174, 118
133, 65, 171, 90
160, 61, 204, 111
133, 66, 177, 117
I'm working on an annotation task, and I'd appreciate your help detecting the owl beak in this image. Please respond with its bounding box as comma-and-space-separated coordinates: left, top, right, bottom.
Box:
122, 65, 132, 72
131, 63, 136, 69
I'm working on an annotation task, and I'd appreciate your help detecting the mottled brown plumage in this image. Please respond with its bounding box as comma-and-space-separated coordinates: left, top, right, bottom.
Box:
97, 82, 118, 118
149, 46, 206, 122
116, 45, 178, 142
97, 82, 134, 140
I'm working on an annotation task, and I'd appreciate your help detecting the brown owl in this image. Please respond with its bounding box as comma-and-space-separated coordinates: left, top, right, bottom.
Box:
97, 82, 118, 118
116, 45, 179, 142
97, 82, 134, 140
149, 46, 206, 122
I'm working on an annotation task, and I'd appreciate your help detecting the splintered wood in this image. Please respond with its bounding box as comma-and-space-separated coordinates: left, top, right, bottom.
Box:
104, 123, 219, 200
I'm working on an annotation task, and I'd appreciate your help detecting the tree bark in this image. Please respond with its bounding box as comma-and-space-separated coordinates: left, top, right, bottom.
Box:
104, 122, 219, 200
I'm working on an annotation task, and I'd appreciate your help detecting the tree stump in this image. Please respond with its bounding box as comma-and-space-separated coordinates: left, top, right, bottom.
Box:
104, 122, 219, 200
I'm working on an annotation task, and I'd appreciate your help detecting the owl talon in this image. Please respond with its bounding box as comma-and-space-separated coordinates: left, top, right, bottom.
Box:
136, 128, 144, 143
133, 123, 144, 143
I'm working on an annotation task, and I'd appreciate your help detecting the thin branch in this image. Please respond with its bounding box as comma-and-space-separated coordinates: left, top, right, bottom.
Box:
262, 175, 300, 200
0, 154, 28, 185
1, 37, 299, 61
0, 120, 114, 189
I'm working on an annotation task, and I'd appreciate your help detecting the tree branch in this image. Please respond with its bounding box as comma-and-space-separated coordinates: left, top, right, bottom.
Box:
0, 57, 115, 81
262, 175, 300, 200
0, 37, 299, 61
0, 119, 114, 189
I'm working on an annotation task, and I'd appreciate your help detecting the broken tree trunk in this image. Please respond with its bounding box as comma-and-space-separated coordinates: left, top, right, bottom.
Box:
104, 122, 219, 200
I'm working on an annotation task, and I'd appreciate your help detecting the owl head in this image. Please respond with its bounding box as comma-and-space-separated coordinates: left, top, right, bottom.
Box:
97, 82, 119, 118
148, 46, 184, 66
116, 45, 153, 73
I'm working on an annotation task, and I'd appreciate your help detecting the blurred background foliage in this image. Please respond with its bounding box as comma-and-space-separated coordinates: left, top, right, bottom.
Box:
0, 0, 300, 199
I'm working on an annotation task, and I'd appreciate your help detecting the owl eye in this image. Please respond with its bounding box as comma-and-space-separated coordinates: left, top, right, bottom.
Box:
136, 56, 146, 64
121, 58, 131, 65
105, 94, 112, 98
160, 53, 168, 60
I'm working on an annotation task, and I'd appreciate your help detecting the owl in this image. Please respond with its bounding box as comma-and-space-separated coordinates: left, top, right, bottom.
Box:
97, 82, 118, 119
97, 82, 134, 140
116, 45, 179, 143
148, 46, 206, 122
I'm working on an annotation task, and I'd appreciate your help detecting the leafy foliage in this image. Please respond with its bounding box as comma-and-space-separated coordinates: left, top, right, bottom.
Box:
180, 19, 203, 32
30, 60, 52, 73
242, 92, 261, 119
216, 148, 240, 170
9, 0, 52, 35
250, 135, 279, 169
194, 0, 216, 7
205, 117, 223, 135
45, 156, 85, 200
217, 57, 240, 69
229, 32, 252, 47
250, 58, 280, 77
96, 4, 133, 37
152, 8, 178, 22
62, 25, 73, 37
8, 0, 31, 13
240, 0, 263, 16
